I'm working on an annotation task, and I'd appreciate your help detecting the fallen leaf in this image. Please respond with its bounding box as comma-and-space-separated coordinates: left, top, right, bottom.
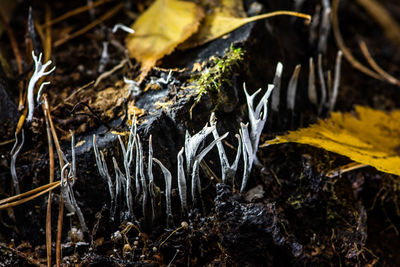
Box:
262, 106, 400, 176
180, 0, 311, 49
125, 0, 204, 81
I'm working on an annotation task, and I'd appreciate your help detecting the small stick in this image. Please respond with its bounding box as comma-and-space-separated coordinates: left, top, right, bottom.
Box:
359, 41, 400, 87
357, 0, 400, 46
94, 58, 127, 87
15, 108, 28, 135
43, 97, 65, 267
56, 199, 64, 267
326, 162, 369, 178
0, 181, 60, 206
158, 222, 188, 251
0, 9, 24, 108
44, 98, 64, 167
0, 182, 60, 210
331, 0, 382, 80
52, 81, 95, 111
54, 3, 123, 47
44, 5, 52, 62
0, 139, 15, 146
43, 0, 113, 27
43, 96, 54, 267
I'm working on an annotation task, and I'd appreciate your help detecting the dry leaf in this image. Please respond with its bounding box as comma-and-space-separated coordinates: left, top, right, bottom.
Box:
125, 0, 204, 81
262, 106, 400, 176
180, 0, 311, 49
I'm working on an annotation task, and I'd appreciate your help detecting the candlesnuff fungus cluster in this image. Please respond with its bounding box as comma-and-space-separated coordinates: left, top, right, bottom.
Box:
8, 51, 88, 233
61, 132, 88, 233
240, 83, 274, 192
270, 51, 343, 117
210, 113, 241, 184
10, 129, 24, 195
93, 82, 275, 227
27, 51, 55, 122
10, 52, 55, 195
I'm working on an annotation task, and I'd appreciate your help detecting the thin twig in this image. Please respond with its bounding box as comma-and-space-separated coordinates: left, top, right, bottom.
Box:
43, 0, 113, 27
331, 0, 382, 80
356, 0, 400, 46
15, 107, 28, 135
52, 81, 95, 111
41, 32, 54, 267
34, 21, 46, 53
0, 9, 24, 108
326, 162, 369, 178
56, 199, 64, 267
43, 97, 65, 267
45, 109, 54, 267
359, 41, 400, 86
43, 16, 54, 261
158, 223, 187, 251
0, 182, 60, 210
54, 3, 123, 47
44, 5, 52, 62
44, 99, 64, 167
0, 181, 60, 206
0, 139, 15, 146
0, 11, 22, 74
94, 58, 128, 87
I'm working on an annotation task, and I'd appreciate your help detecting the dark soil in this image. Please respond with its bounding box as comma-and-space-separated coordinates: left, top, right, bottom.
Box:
1, 0, 400, 266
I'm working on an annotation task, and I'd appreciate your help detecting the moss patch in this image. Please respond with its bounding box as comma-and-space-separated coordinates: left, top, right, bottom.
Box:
190, 44, 244, 115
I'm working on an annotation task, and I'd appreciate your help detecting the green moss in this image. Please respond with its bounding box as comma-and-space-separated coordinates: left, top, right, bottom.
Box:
190, 44, 244, 114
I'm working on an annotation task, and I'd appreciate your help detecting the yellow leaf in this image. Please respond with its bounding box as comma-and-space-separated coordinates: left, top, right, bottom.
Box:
180, 0, 311, 49
262, 106, 400, 176
125, 0, 204, 81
